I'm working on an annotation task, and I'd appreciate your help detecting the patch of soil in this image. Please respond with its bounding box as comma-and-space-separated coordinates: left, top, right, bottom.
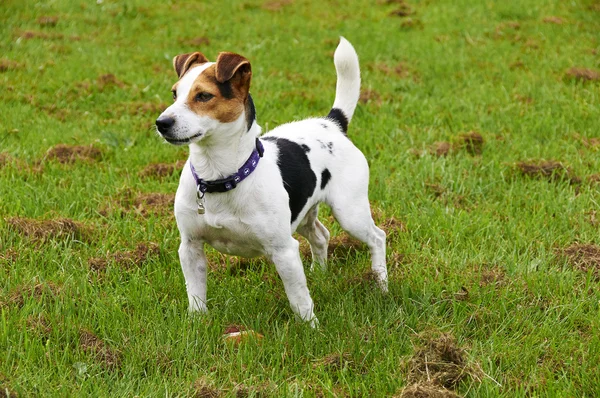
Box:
589, 174, 600, 184
19, 30, 64, 40
139, 160, 186, 179
371, 61, 416, 81
453, 286, 469, 301
46, 144, 103, 164
5, 217, 92, 243
395, 381, 460, 398
262, 0, 293, 11
26, 314, 52, 336
400, 18, 424, 30
389, 4, 413, 17
580, 136, 600, 149
379, 216, 407, 236
313, 352, 353, 371
0, 59, 20, 72
565, 67, 600, 82
96, 73, 125, 90
132, 193, 175, 215
405, 333, 479, 390
515, 160, 580, 184
79, 329, 121, 370
37, 16, 59, 26
193, 378, 221, 398
560, 243, 600, 276
181, 36, 211, 47
430, 142, 452, 157
0, 153, 12, 167
479, 266, 506, 287
328, 234, 364, 258
2, 282, 61, 309
425, 183, 445, 197
89, 242, 159, 271
124, 101, 169, 117
0, 249, 18, 265
457, 131, 484, 155
542, 16, 564, 24
0, 384, 18, 398
359, 88, 383, 105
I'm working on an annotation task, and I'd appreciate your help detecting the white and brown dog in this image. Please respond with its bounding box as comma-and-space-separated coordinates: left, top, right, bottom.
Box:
156, 38, 387, 326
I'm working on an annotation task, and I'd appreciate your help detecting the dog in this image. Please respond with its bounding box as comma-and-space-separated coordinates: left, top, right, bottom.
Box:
155, 37, 388, 326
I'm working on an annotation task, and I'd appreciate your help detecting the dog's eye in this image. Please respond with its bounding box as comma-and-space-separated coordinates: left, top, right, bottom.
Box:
172, 90, 177, 100
195, 92, 214, 102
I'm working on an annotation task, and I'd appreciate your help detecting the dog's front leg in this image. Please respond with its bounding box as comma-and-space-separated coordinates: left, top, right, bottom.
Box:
269, 238, 318, 327
178, 238, 208, 313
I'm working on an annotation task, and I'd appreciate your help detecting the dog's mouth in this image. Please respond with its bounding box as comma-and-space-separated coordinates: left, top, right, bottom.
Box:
163, 132, 204, 145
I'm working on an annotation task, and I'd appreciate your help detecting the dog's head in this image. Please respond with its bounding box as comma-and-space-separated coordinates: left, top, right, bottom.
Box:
155, 51, 253, 146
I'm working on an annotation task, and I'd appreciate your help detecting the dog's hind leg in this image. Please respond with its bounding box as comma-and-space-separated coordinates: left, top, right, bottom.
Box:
329, 197, 388, 292
297, 205, 330, 271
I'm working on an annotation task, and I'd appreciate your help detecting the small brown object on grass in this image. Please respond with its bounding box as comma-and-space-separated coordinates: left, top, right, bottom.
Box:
262, 0, 293, 11
3, 282, 62, 309
560, 244, 600, 277
79, 329, 121, 370
565, 67, 600, 82
542, 16, 564, 24
396, 381, 460, 398
430, 142, 451, 157
457, 131, 484, 155
406, 333, 479, 390
46, 144, 103, 164
89, 242, 159, 271
37, 16, 59, 26
140, 160, 186, 179
96, 73, 125, 89
193, 378, 221, 398
515, 160, 580, 184
5, 217, 91, 243
0, 59, 20, 72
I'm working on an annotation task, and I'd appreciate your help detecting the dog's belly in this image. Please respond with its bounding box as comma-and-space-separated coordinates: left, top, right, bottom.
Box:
200, 223, 263, 258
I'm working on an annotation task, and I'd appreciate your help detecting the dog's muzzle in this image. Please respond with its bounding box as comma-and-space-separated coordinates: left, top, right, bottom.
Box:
155, 115, 175, 135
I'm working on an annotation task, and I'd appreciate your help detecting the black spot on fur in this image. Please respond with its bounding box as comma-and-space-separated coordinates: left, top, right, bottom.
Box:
301, 144, 311, 153
208, 75, 234, 99
327, 142, 333, 154
321, 169, 331, 189
246, 94, 256, 131
326, 108, 348, 134
321, 123, 329, 129
263, 137, 316, 223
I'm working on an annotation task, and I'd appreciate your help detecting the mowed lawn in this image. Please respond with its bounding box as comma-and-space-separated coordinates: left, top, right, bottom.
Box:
1, 0, 599, 396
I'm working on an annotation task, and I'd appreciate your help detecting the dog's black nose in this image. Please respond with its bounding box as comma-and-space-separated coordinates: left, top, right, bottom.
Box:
156, 116, 175, 134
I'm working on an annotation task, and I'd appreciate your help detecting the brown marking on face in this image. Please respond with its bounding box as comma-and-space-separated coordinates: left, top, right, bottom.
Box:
185, 62, 252, 124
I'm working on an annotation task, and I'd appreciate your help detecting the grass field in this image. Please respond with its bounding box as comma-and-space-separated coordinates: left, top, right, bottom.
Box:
1, 0, 600, 396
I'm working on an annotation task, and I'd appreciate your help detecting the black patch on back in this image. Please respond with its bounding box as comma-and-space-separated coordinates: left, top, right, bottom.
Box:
264, 137, 317, 223
321, 169, 331, 189
326, 108, 349, 134
246, 94, 256, 131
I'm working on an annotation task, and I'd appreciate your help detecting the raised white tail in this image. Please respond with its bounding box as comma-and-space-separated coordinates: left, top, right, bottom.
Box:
328, 37, 361, 134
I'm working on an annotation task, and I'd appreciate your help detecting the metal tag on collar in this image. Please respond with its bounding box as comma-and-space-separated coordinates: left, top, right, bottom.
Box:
196, 188, 205, 215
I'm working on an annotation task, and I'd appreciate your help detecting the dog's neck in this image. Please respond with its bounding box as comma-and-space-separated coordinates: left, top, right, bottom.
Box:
188, 121, 262, 182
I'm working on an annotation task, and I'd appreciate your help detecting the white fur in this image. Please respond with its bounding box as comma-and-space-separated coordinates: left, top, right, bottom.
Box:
158, 38, 387, 326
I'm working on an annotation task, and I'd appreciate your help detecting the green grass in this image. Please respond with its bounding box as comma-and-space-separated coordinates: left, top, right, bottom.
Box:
1, 0, 600, 396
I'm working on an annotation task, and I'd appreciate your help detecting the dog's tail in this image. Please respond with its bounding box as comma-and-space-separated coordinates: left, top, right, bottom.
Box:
327, 37, 360, 135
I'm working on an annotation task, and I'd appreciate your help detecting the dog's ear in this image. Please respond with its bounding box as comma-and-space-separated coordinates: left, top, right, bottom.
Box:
172, 52, 209, 78
215, 52, 252, 94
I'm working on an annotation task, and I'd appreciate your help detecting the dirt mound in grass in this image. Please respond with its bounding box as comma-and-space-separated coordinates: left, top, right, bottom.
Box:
133, 193, 175, 215
262, 0, 293, 11
400, 333, 481, 396
140, 160, 186, 179
542, 16, 564, 24
0, 153, 13, 167
313, 352, 354, 371
193, 378, 221, 398
457, 132, 484, 155
37, 16, 59, 26
2, 282, 62, 309
565, 67, 600, 82
96, 73, 125, 89
515, 160, 580, 184
46, 144, 103, 164
5, 217, 92, 243
89, 242, 159, 271
0, 59, 20, 72
79, 329, 121, 370
328, 234, 365, 258
396, 381, 460, 397
560, 243, 600, 276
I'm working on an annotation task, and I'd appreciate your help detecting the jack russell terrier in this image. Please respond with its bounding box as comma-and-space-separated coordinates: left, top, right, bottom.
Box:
155, 37, 388, 326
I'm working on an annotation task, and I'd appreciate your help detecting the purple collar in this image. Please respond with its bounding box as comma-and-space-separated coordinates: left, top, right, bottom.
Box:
190, 138, 264, 194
